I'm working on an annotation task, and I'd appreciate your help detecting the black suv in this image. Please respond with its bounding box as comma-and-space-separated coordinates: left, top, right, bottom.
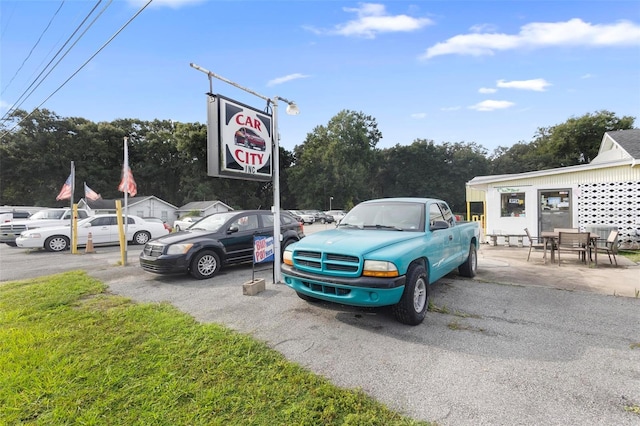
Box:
139, 210, 304, 279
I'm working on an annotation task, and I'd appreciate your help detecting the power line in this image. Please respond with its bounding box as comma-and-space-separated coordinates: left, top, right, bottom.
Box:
1, 1, 109, 123
1, 1, 66, 96
0, 0, 154, 140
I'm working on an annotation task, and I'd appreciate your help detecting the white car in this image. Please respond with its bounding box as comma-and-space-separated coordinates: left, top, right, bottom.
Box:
288, 210, 315, 224
173, 216, 201, 231
325, 210, 347, 223
16, 214, 169, 252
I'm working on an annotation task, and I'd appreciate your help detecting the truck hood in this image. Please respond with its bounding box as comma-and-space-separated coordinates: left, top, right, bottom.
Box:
290, 228, 423, 256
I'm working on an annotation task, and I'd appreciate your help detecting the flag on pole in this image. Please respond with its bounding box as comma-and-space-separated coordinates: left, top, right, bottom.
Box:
56, 174, 73, 201
118, 166, 137, 197
84, 182, 102, 201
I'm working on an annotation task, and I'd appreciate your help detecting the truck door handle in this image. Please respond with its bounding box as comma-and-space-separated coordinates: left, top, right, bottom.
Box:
448, 235, 453, 241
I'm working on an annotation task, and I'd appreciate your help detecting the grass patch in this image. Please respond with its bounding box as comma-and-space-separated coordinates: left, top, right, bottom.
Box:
631, 342, 640, 350
1, 271, 428, 425
619, 250, 640, 263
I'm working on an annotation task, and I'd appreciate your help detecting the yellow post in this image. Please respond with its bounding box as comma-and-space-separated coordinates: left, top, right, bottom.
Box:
71, 204, 78, 254
116, 200, 126, 265
466, 202, 471, 222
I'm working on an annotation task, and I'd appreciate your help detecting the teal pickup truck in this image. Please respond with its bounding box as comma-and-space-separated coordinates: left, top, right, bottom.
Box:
281, 198, 480, 325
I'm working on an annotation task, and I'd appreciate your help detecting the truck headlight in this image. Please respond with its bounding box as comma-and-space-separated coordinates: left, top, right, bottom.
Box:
166, 243, 193, 255
363, 260, 399, 277
283, 249, 293, 265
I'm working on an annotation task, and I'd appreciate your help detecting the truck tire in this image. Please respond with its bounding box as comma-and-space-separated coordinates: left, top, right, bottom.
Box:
458, 243, 477, 278
45, 235, 69, 252
189, 250, 221, 280
392, 264, 428, 325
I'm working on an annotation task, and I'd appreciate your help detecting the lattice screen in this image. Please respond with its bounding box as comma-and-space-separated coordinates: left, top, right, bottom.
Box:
577, 181, 640, 249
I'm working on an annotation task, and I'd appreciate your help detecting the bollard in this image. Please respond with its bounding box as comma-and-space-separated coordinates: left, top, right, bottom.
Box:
85, 232, 95, 254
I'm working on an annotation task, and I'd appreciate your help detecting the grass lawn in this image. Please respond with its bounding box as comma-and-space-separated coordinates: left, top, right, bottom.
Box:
0, 271, 429, 425
619, 250, 640, 264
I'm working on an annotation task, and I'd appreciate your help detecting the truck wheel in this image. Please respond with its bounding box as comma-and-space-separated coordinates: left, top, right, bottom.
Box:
5, 242, 17, 247
392, 264, 428, 325
45, 235, 69, 252
189, 250, 220, 279
458, 243, 477, 278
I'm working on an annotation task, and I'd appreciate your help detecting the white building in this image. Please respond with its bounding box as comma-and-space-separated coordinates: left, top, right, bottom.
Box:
79, 196, 178, 223
466, 129, 640, 249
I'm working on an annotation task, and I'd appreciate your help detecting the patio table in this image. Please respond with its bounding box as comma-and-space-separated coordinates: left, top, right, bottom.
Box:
540, 231, 599, 265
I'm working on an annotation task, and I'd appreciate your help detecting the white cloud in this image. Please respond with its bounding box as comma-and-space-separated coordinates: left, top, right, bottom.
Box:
479, 87, 497, 94
410, 112, 427, 119
310, 3, 432, 38
421, 18, 640, 59
441, 106, 461, 111
581, 73, 594, 79
267, 73, 310, 87
469, 100, 515, 111
496, 78, 551, 91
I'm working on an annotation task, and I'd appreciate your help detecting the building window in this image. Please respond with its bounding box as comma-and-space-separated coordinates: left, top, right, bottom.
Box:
501, 193, 526, 217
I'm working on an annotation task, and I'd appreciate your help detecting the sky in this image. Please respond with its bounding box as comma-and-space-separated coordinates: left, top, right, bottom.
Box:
1, 0, 639, 153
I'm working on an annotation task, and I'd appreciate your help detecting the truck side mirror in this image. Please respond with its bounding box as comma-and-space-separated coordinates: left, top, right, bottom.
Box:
430, 220, 450, 231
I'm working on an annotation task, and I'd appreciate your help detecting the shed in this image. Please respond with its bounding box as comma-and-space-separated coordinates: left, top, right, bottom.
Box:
78, 196, 178, 223
466, 129, 640, 249
175, 200, 233, 219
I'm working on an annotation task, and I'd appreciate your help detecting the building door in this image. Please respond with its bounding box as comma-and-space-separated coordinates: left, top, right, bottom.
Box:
538, 189, 572, 235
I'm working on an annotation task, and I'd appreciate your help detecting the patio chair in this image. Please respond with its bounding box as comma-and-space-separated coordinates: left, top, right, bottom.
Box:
524, 228, 545, 261
595, 230, 619, 266
557, 232, 590, 267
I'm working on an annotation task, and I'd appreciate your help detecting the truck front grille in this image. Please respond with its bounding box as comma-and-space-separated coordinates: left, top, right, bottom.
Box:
292, 250, 361, 276
0, 224, 26, 233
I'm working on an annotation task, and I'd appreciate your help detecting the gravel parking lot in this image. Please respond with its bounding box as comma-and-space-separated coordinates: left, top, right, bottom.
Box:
1, 224, 639, 425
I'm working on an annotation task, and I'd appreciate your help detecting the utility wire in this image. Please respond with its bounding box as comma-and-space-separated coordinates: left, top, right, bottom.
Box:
1, 1, 66, 96
0, 0, 154, 140
1, 0, 108, 123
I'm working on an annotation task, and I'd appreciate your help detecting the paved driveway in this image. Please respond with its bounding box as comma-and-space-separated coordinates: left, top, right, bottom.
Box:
1, 225, 639, 425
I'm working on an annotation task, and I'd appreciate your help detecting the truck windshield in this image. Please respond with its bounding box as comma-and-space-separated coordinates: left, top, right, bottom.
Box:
339, 202, 424, 231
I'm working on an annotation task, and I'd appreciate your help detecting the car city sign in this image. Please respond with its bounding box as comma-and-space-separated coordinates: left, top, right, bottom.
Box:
206, 94, 273, 181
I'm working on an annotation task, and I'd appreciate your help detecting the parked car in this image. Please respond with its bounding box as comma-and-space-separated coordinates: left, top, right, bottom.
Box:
15, 214, 169, 252
306, 210, 334, 224
173, 216, 201, 231
288, 210, 315, 224
143, 217, 172, 232
325, 210, 347, 223
282, 197, 481, 325
234, 127, 266, 151
1, 208, 91, 246
139, 210, 304, 280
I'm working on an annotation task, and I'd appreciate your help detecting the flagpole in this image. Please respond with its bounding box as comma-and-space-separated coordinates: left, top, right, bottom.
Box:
69, 161, 75, 252
123, 136, 129, 265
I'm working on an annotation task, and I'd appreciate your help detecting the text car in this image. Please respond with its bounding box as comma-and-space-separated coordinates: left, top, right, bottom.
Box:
16, 214, 169, 252
281, 198, 480, 325
140, 210, 305, 280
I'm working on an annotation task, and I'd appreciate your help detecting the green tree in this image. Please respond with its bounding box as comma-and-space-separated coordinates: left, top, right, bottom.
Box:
289, 110, 382, 209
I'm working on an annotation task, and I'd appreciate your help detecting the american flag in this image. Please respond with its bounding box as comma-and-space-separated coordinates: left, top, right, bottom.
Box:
84, 182, 102, 201
118, 166, 137, 197
55, 174, 73, 201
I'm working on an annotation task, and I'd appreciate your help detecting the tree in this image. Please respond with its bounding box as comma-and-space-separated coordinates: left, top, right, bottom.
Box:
533, 110, 635, 168
288, 110, 382, 209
